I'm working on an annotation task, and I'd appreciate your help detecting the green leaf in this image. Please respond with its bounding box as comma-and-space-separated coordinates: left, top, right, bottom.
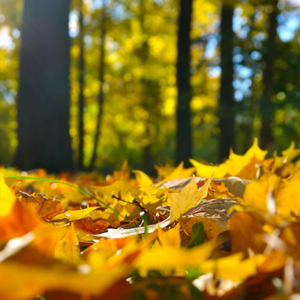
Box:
140, 212, 148, 237
189, 282, 203, 300
185, 267, 201, 280
187, 222, 204, 248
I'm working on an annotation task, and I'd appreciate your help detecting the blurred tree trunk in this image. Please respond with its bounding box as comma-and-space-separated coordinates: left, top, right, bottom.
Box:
143, 126, 152, 174
260, 0, 279, 150
176, 0, 192, 166
78, 0, 85, 171
139, 0, 154, 175
89, 1, 106, 171
218, 0, 235, 161
14, 0, 73, 172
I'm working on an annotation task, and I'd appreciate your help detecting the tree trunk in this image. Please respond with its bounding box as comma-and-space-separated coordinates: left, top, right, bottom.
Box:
218, 0, 234, 161
176, 0, 193, 166
14, 0, 73, 173
143, 125, 152, 175
78, 0, 85, 171
138, 0, 154, 174
260, 0, 278, 150
89, 1, 106, 171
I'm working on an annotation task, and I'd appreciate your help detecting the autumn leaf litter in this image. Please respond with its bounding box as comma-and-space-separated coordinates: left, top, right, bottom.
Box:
1, 139, 300, 299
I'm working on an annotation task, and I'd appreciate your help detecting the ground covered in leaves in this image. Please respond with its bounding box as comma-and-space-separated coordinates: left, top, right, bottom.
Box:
1, 138, 300, 300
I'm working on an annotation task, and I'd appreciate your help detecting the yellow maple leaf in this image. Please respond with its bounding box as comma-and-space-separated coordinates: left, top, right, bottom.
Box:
274, 141, 300, 170
54, 223, 81, 264
111, 160, 130, 181
134, 241, 214, 277
169, 175, 212, 223
209, 182, 236, 199
190, 159, 229, 178
155, 223, 181, 248
51, 206, 100, 222
274, 169, 300, 219
0, 174, 15, 217
95, 176, 141, 199
228, 212, 265, 254
158, 162, 196, 182
243, 171, 280, 221
140, 185, 165, 205
227, 138, 267, 179
89, 209, 112, 220
191, 138, 267, 180
133, 170, 153, 187
154, 164, 176, 180
200, 253, 266, 281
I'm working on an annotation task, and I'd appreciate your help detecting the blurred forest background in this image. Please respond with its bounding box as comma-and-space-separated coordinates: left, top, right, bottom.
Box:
0, 0, 300, 174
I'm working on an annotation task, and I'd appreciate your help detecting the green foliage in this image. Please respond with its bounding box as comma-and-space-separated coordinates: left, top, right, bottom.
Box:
1, 0, 300, 170
187, 222, 205, 248
131, 271, 185, 300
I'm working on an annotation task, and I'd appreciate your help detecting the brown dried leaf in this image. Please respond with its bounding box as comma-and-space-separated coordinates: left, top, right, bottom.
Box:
161, 198, 243, 241
19, 190, 65, 220
74, 217, 112, 234
181, 214, 228, 240
158, 176, 249, 198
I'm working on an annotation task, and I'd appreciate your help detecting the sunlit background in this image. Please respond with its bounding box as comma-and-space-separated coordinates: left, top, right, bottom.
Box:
0, 0, 300, 173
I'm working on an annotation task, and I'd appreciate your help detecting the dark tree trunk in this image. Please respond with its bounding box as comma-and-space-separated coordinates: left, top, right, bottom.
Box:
78, 0, 85, 171
139, 0, 154, 174
176, 0, 193, 166
260, 1, 278, 150
89, 2, 106, 171
218, 0, 235, 161
143, 125, 152, 175
14, 0, 73, 173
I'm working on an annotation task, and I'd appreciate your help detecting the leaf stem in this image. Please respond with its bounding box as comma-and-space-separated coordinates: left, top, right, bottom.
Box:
140, 212, 148, 237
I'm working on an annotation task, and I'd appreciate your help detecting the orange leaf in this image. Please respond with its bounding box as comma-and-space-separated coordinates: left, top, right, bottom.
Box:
228, 212, 265, 254
19, 190, 65, 220
258, 250, 289, 273
74, 217, 111, 234
243, 171, 280, 221
54, 223, 81, 264
84, 237, 130, 259
0, 200, 42, 241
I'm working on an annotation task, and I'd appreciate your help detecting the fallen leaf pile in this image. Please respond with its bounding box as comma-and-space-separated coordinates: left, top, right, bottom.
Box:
1, 139, 300, 299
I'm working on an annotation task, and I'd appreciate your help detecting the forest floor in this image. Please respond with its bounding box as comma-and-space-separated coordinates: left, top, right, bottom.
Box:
1, 138, 300, 299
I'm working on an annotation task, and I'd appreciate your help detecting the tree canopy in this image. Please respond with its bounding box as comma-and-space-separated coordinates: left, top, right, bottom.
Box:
0, 0, 300, 172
